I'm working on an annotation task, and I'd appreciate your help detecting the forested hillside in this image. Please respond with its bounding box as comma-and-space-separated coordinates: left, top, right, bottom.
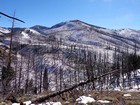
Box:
0, 17, 140, 105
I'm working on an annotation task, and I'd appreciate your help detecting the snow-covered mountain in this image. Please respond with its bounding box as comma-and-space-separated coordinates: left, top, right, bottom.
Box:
1, 20, 140, 68
1, 20, 140, 50
31, 20, 140, 53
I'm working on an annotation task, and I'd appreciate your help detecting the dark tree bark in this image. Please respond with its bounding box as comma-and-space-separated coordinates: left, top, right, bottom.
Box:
43, 67, 49, 91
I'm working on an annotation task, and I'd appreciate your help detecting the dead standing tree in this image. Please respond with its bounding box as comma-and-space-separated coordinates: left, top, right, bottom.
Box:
0, 11, 25, 95
0, 11, 25, 66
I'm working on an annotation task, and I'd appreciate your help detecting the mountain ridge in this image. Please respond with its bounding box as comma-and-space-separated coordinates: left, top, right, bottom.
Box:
0, 20, 140, 54
30, 20, 140, 31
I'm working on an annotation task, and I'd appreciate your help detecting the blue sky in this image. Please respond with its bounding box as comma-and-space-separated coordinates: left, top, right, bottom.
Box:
0, 0, 140, 29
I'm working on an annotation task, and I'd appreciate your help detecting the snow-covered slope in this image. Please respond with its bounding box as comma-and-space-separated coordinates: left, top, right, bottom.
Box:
30, 20, 140, 53
1, 20, 140, 55
0, 27, 10, 35
31, 25, 49, 34
1, 20, 140, 54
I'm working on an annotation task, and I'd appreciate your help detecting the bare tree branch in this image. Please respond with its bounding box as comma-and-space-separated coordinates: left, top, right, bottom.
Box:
0, 12, 25, 23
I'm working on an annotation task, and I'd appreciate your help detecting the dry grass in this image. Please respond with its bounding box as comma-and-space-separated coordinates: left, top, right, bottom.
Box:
127, 102, 140, 105
124, 92, 140, 105
1, 90, 140, 105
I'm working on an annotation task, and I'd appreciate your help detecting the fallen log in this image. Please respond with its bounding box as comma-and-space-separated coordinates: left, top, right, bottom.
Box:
32, 70, 118, 104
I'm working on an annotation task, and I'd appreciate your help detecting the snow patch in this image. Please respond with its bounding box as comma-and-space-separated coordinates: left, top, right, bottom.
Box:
25, 28, 40, 35
23, 101, 32, 105
46, 102, 62, 105
123, 93, 131, 97
21, 32, 30, 39
135, 69, 140, 76
12, 103, 20, 105
97, 100, 111, 104
76, 96, 95, 104
114, 87, 121, 91
0, 27, 10, 34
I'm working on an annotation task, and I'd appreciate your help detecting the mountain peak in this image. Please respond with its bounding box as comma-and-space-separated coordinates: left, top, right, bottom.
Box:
69, 20, 107, 29
51, 22, 67, 28
31, 25, 49, 30
50, 20, 96, 29
30, 25, 49, 34
69, 19, 82, 22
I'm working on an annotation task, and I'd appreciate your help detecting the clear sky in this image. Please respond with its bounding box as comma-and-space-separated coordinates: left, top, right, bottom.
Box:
0, 0, 140, 29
